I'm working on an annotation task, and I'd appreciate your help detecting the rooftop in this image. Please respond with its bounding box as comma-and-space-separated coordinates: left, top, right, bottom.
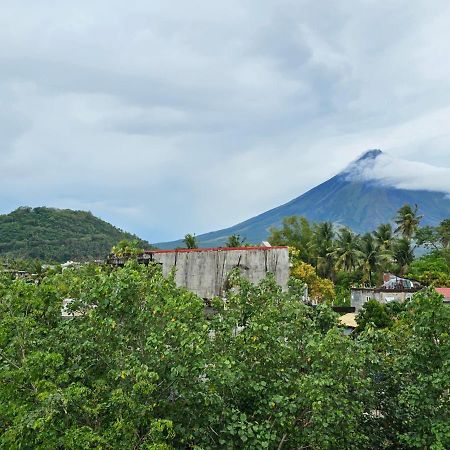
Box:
143, 246, 288, 254
435, 287, 450, 299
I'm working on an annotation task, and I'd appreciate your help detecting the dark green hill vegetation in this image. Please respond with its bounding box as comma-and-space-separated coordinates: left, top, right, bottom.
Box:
0, 207, 149, 262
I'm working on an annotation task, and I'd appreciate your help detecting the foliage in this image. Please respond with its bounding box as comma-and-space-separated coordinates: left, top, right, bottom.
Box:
313, 221, 335, 279
355, 299, 393, 333
0, 264, 449, 449
111, 239, 143, 258
290, 260, 336, 304
358, 289, 450, 449
373, 223, 395, 252
359, 233, 392, 285
0, 262, 204, 449
394, 203, 423, 240
269, 216, 315, 265
332, 228, 363, 273
264, 207, 448, 310
393, 238, 415, 276
225, 234, 247, 248
0, 207, 149, 262
183, 233, 198, 249
415, 219, 450, 251
406, 249, 450, 287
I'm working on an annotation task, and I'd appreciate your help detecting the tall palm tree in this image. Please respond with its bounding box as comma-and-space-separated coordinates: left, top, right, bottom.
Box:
314, 221, 335, 279
331, 228, 363, 273
394, 204, 423, 240
393, 238, 415, 276
359, 233, 393, 285
373, 223, 394, 252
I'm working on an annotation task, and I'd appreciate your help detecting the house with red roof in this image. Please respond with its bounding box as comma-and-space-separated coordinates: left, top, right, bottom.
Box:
435, 287, 450, 304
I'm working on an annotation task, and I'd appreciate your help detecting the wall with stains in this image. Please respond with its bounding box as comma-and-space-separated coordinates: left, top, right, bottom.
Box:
147, 247, 289, 299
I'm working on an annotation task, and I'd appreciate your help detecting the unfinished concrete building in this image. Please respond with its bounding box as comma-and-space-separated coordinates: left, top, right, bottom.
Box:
108, 246, 289, 299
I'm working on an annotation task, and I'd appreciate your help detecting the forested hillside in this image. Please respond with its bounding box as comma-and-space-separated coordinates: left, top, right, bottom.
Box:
0, 207, 149, 262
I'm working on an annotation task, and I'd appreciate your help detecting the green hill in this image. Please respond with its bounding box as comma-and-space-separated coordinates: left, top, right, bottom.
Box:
0, 207, 149, 262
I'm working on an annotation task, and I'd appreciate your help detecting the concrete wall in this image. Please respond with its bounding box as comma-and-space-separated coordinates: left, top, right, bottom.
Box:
146, 247, 289, 299
351, 288, 376, 312
351, 288, 417, 312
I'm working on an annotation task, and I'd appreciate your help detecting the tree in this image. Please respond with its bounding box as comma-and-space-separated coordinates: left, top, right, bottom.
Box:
331, 228, 363, 273
416, 219, 450, 251
0, 262, 372, 449
290, 260, 336, 304
373, 223, 395, 252
111, 239, 143, 258
268, 216, 315, 265
183, 233, 198, 249
225, 234, 246, 248
355, 299, 393, 332
359, 233, 392, 285
393, 238, 415, 276
0, 261, 206, 449
376, 289, 450, 448
406, 250, 450, 286
313, 222, 335, 279
394, 204, 423, 240
438, 218, 450, 249
1, 261, 449, 448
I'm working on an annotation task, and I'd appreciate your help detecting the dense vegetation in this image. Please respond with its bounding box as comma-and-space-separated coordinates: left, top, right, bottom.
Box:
268, 206, 449, 304
0, 207, 149, 263
0, 261, 449, 449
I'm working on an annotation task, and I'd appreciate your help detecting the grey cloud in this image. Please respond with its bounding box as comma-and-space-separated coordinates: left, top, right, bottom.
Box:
0, 0, 450, 242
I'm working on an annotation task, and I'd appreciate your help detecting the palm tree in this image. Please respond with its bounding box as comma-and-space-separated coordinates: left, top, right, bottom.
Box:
359, 233, 393, 285
393, 238, 414, 276
331, 228, 363, 273
314, 221, 335, 279
373, 223, 394, 252
394, 204, 423, 240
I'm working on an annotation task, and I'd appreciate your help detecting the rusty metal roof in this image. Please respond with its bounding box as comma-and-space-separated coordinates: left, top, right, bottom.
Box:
143, 246, 288, 254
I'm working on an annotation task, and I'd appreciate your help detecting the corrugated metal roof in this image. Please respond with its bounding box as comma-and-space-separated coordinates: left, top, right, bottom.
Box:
435, 287, 450, 299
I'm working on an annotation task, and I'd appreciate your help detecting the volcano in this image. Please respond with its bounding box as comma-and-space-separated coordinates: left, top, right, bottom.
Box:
158, 150, 450, 248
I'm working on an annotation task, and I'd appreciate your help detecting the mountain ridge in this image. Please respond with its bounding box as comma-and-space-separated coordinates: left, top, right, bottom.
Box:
157, 150, 450, 248
0, 206, 149, 262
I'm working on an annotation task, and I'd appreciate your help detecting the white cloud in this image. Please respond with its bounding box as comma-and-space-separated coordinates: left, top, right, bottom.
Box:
345, 152, 450, 194
0, 0, 450, 241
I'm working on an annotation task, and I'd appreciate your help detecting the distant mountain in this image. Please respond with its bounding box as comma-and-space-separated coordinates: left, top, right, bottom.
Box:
0, 207, 149, 262
158, 150, 450, 248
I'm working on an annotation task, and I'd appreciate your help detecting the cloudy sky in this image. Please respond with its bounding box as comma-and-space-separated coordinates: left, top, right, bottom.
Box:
1, 1, 450, 242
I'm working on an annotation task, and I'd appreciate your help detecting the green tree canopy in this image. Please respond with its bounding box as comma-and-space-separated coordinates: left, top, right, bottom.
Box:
394, 203, 423, 240
1, 264, 449, 448
225, 234, 247, 248
183, 233, 198, 249
268, 216, 315, 265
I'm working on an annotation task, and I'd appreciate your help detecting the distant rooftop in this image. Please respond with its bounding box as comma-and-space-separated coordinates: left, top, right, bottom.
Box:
435, 287, 450, 299
144, 246, 288, 254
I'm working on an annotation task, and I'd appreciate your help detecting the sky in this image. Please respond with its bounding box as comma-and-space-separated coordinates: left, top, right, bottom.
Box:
1, 0, 450, 243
